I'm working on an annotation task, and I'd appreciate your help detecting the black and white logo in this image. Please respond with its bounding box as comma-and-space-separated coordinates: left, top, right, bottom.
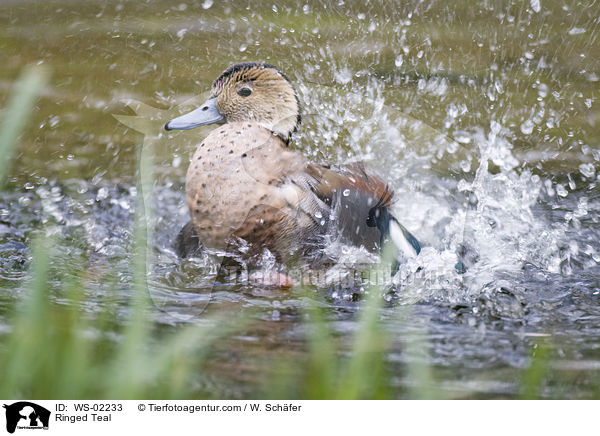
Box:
3, 402, 50, 434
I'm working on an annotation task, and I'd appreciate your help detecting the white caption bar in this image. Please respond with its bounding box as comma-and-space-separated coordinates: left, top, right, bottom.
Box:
0, 400, 597, 435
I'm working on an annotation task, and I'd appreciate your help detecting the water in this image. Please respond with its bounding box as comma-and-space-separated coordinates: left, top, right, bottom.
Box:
1, 0, 599, 398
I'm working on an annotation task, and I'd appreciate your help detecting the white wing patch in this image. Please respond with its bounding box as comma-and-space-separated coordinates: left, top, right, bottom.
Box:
390, 220, 419, 259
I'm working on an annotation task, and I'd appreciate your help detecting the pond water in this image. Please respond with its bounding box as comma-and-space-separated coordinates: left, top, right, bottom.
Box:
1, 0, 599, 398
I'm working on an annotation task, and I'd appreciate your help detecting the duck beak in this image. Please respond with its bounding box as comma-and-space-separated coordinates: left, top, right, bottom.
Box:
164, 97, 225, 130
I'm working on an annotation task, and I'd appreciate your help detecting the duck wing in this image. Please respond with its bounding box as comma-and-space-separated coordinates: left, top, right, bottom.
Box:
305, 162, 421, 263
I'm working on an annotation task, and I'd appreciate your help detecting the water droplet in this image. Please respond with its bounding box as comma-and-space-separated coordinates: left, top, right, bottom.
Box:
556, 184, 568, 197
342, 189, 350, 197
202, 0, 213, 9
239, 44, 247, 52
172, 155, 181, 168
520, 119, 534, 135
96, 187, 109, 201
579, 163, 595, 178
176, 28, 187, 39
530, 0, 541, 12
569, 240, 579, 255
334, 67, 352, 84
394, 55, 403, 67
453, 131, 471, 144
457, 179, 471, 191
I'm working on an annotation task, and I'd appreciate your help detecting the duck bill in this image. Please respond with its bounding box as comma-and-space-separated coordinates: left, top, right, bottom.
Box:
164, 97, 225, 130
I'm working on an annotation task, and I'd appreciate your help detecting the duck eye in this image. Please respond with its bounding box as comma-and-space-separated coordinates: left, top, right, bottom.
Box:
237, 87, 252, 97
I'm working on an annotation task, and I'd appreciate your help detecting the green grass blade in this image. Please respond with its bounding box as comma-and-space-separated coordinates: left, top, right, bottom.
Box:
0, 66, 48, 187
336, 247, 395, 399
520, 341, 550, 399
0, 234, 53, 398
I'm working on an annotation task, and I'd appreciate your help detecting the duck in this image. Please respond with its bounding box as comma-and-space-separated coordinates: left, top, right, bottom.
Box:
165, 62, 421, 275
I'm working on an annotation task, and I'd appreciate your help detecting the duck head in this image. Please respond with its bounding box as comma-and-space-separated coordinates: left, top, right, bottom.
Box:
165, 62, 301, 142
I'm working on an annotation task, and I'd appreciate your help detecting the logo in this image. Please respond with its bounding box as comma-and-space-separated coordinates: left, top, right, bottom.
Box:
3, 402, 50, 434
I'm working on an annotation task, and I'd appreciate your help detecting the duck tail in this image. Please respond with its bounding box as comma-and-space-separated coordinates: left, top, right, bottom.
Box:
368, 204, 421, 271
388, 216, 421, 260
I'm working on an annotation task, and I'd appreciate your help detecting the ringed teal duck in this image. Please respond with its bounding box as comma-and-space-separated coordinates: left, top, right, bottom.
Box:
165, 62, 421, 270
